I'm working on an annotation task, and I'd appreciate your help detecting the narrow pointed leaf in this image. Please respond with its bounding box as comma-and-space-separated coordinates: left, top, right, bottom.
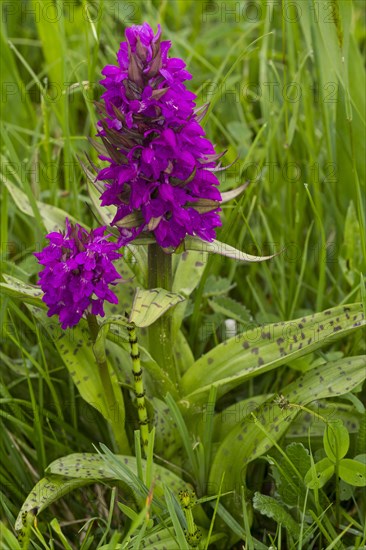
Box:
183, 236, 276, 262
1, 175, 80, 232
0, 275, 45, 307
87, 180, 116, 225
220, 182, 249, 203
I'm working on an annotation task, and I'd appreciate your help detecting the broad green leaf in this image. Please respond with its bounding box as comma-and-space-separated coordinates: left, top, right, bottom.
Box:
305, 458, 335, 490
46, 453, 191, 496
129, 287, 185, 327
183, 236, 276, 263
339, 479, 354, 501
181, 303, 366, 404
152, 398, 181, 459
1, 175, 80, 232
15, 475, 89, 531
252, 492, 300, 539
287, 400, 362, 439
338, 458, 366, 487
323, 420, 350, 461
16, 450, 194, 533
208, 356, 366, 500
27, 306, 129, 452
0, 275, 45, 308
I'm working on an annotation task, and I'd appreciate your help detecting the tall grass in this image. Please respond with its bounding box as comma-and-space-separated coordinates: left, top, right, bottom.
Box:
0, 0, 365, 547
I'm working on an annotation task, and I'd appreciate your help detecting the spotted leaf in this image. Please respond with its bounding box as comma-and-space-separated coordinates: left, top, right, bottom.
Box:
129, 287, 185, 328
181, 303, 365, 404
208, 356, 366, 501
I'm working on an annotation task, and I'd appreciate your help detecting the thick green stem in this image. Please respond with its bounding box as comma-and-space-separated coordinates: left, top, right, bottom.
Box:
87, 314, 130, 453
148, 244, 178, 384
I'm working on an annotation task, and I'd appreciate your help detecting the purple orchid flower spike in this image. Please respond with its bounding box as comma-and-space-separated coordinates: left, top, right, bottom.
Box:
34, 221, 122, 329
93, 22, 222, 249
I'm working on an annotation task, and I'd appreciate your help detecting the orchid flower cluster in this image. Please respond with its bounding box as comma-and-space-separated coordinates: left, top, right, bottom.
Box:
35, 23, 223, 328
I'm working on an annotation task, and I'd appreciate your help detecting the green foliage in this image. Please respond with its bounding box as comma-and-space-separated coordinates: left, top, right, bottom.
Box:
1, 0, 365, 548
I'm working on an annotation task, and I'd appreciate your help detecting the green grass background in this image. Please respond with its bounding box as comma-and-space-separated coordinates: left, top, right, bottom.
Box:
0, 0, 365, 546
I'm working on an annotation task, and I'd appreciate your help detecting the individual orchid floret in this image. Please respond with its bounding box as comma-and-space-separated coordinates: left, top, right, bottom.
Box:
34, 221, 122, 329
93, 22, 222, 249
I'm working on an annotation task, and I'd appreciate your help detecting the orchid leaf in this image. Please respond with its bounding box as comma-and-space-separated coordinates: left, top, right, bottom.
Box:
15, 476, 89, 532
208, 356, 366, 498
16, 452, 192, 533
220, 182, 249, 203
0, 274, 45, 307
1, 175, 80, 232
181, 303, 365, 404
183, 236, 276, 262
129, 287, 185, 328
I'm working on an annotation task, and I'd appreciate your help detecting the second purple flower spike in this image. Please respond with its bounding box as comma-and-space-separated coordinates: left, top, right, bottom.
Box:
94, 23, 222, 249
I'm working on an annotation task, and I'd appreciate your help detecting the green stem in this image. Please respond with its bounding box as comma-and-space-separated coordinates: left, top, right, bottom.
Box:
86, 314, 130, 453
148, 244, 178, 384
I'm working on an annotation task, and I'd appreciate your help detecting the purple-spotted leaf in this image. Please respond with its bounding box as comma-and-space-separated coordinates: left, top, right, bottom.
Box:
208, 356, 366, 501
0, 275, 45, 308
16, 453, 192, 533
183, 236, 276, 263
129, 287, 185, 328
181, 303, 365, 404
15, 476, 89, 532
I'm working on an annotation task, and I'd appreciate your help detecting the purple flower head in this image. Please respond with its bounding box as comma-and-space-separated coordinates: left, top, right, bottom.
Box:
94, 23, 222, 249
34, 221, 122, 329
